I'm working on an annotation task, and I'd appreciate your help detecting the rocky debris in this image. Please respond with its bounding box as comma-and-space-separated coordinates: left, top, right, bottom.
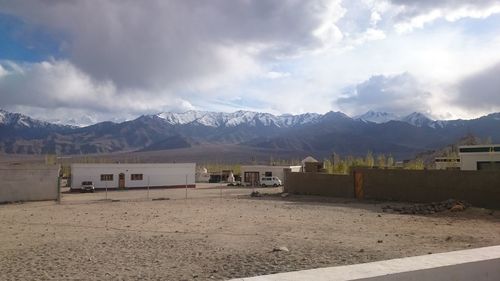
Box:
450, 204, 465, 212
250, 191, 262, 197
152, 197, 170, 201
382, 199, 470, 215
272, 246, 289, 252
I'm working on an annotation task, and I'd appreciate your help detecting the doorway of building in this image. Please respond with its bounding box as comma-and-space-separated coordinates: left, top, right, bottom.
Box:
244, 172, 260, 186
119, 173, 125, 189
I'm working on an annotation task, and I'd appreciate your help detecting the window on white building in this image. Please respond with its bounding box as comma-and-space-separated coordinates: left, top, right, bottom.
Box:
100, 174, 113, 181
131, 174, 143, 181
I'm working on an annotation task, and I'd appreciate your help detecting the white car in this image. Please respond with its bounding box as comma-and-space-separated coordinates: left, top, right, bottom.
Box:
260, 176, 282, 187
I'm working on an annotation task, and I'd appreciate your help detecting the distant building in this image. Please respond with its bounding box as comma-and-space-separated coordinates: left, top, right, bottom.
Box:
208, 170, 234, 183
71, 163, 195, 190
434, 157, 460, 170
240, 165, 301, 185
301, 156, 322, 172
301, 156, 318, 165
459, 144, 500, 171
195, 166, 210, 182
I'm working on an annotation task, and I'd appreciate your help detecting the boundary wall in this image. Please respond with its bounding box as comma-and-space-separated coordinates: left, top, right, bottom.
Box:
0, 164, 60, 203
285, 172, 353, 198
284, 169, 500, 209
358, 169, 500, 209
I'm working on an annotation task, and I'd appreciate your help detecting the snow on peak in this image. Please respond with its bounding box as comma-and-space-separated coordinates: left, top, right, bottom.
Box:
45, 116, 97, 127
355, 110, 400, 124
353, 110, 444, 128
0, 110, 6, 124
156, 110, 322, 128
400, 112, 433, 127
279, 113, 321, 126
0, 109, 54, 128
157, 110, 206, 125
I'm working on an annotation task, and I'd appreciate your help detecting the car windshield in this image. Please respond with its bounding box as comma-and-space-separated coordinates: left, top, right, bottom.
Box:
82, 181, 92, 185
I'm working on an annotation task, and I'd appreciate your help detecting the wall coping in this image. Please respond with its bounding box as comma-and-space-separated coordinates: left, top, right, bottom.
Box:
230, 245, 500, 281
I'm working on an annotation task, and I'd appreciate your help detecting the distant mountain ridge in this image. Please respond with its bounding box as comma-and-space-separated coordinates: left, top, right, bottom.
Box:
1, 108, 500, 159
354, 110, 437, 127
5, 108, 478, 129
354, 110, 400, 124
156, 110, 322, 128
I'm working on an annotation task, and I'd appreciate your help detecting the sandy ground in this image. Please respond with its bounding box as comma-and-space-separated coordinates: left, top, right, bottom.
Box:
1, 187, 499, 281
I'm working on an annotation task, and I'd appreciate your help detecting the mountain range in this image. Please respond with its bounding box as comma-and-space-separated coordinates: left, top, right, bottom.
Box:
1, 109, 499, 160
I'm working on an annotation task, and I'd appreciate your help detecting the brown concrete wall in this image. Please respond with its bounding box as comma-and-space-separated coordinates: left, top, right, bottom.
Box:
357, 169, 500, 209
284, 172, 354, 198
284, 169, 500, 209
0, 164, 60, 203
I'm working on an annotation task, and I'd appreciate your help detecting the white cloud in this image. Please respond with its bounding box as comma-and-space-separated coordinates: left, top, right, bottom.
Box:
389, 0, 500, 33
336, 73, 431, 116
352, 28, 386, 45
312, 1, 346, 50
370, 11, 382, 26
0, 65, 7, 78
454, 61, 500, 112
394, 9, 442, 33
0, 60, 196, 124
0, 0, 345, 91
0, 0, 353, 122
0, 0, 500, 123
265, 71, 291, 80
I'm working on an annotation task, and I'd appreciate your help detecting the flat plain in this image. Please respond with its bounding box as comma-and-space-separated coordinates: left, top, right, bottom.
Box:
1, 186, 499, 280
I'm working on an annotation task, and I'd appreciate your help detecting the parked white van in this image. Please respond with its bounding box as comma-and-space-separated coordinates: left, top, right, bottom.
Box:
260, 176, 282, 187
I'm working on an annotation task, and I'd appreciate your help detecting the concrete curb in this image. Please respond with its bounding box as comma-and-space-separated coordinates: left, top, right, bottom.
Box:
230, 245, 500, 281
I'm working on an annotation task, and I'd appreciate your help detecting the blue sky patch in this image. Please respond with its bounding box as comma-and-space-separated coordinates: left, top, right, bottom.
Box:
0, 13, 65, 62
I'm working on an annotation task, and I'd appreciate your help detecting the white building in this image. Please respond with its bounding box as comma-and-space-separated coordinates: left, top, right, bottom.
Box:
240, 165, 301, 185
459, 144, 500, 171
71, 163, 195, 189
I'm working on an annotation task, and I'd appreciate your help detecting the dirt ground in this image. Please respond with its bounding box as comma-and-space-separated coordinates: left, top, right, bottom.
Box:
1, 187, 499, 281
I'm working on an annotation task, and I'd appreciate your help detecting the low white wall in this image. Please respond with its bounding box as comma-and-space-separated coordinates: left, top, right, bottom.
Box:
0, 164, 60, 203
231, 245, 500, 281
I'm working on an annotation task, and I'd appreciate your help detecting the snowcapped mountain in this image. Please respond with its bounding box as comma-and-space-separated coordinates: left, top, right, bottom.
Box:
156, 110, 322, 128
45, 116, 99, 127
1, 108, 500, 156
400, 112, 433, 127
279, 112, 322, 126
354, 110, 438, 127
355, 110, 400, 124
0, 109, 61, 129
486, 112, 500, 121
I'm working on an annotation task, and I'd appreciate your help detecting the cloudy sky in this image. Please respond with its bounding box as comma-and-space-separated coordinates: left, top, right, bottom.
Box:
1, 0, 500, 125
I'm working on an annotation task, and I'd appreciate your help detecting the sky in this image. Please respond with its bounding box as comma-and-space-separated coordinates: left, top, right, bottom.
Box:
1, 0, 500, 126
